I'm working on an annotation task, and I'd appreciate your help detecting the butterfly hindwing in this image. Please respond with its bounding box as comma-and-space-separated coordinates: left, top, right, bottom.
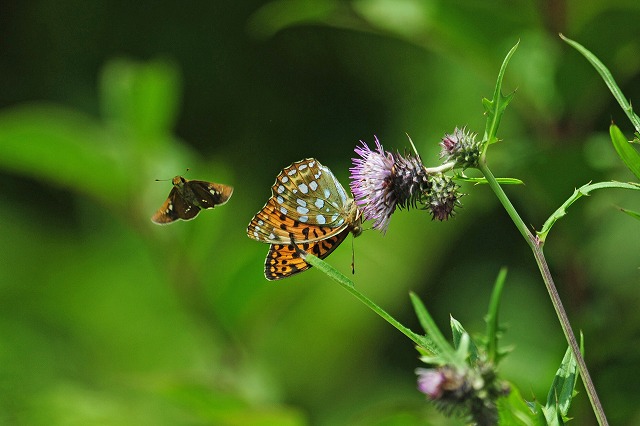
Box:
151, 187, 201, 224
264, 228, 350, 280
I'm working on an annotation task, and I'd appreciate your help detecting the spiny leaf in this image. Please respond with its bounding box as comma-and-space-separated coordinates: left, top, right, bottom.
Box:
537, 181, 640, 242
483, 41, 519, 146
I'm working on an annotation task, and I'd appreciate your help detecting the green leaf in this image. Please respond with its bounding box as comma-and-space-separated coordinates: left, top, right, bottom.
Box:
409, 292, 458, 364
610, 124, 640, 180
450, 316, 479, 364
620, 207, 640, 221
456, 176, 524, 185
537, 181, 640, 242
485, 267, 507, 364
543, 335, 582, 425
482, 41, 519, 147
100, 58, 181, 144
0, 105, 130, 207
497, 384, 544, 426
561, 34, 640, 134
247, 0, 339, 40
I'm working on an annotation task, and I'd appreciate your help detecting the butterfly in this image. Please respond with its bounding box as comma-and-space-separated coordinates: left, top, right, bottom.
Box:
247, 158, 362, 280
151, 175, 233, 224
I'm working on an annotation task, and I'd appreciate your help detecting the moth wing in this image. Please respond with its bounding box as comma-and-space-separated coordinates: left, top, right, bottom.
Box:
151, 187, 200, 224
188, 180, 234, 209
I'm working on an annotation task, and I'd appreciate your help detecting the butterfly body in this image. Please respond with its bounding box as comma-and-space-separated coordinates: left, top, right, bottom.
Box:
247, 158, 362, 280
152, 176, 233, 224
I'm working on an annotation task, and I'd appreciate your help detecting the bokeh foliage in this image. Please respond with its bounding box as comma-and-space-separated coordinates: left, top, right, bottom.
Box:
1, 1, 639, 425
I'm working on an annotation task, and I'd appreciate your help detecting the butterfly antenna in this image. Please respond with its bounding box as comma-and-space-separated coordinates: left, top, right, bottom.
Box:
155, 167, 191, 182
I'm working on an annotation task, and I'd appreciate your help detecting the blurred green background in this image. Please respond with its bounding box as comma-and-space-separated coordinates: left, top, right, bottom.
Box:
1, 1, 639, 425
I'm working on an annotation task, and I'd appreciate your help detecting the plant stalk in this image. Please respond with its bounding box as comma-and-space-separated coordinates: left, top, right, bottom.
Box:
478, 159, 609, 426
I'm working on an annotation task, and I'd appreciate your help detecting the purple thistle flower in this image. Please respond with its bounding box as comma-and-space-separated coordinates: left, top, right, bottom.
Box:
417, 368, 446, 399
350, 137, 429, 233
350, 137, 396, 233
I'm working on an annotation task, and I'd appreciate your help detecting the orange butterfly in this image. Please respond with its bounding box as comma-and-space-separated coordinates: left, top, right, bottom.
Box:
247, 158, 362, 280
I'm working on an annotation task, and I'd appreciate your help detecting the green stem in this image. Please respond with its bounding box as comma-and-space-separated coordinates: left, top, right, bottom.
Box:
339, 280, 425, 347
478, 158, 609, 426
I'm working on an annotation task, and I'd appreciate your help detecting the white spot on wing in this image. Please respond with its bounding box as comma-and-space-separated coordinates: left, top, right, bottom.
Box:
316, 214, 326, 224
299, 215, 309, 223
297, 206, 309, 215
277, 195, 284, 204
299, 183, 308, 194
281, 176, 289, 183
323, 188, 331, 198
309, 180, 318, 191
299, 164, 307, 170
277, 185, 285, 194
280, 207, 288, 215
288, 169, 297, 176
296, 198, 306, 207
315, 198, 324, 209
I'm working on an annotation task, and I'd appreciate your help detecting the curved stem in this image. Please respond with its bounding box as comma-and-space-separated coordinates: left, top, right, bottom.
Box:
478, 158, 609, 426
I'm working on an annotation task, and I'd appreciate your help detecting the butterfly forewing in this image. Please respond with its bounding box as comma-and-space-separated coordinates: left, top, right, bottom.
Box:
264, 228, 351, 280
247, 158, 353, 244
151, 175, 233, 225
188, 180, 234, 208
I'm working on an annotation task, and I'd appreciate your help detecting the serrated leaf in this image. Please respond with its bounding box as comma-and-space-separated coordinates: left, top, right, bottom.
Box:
610, 124, 640, 180
561, 35, 640, 133
483, 41, 519, 146
543, 340, 581, 425
497, 385, 544, 426
537, 181, 640, 242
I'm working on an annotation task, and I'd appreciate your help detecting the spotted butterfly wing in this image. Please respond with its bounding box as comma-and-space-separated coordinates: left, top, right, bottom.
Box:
152, 176, 233, 225
152, 186, 201, 224
264, 228, 351, 280
247, 158, 362, 280
247, 158, 358, 244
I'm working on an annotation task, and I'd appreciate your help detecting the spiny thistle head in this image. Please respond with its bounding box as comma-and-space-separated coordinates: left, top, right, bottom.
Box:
424, 173, 462, 221
350, 136, 429, 233
440, 127, 481, 169
417, 361, 509, 426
